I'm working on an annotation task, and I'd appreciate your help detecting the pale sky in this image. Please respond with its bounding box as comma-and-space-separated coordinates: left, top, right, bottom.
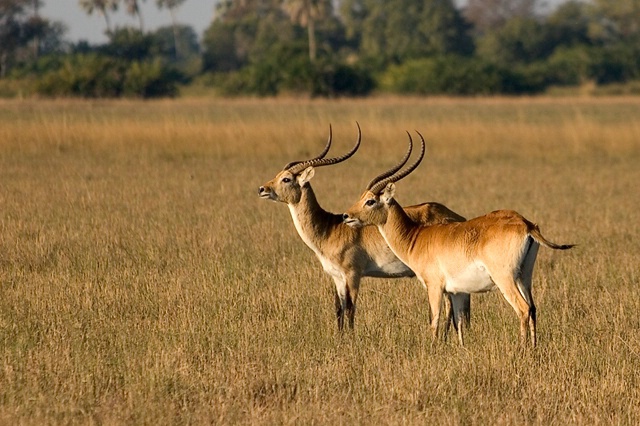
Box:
42, 0, 218, 43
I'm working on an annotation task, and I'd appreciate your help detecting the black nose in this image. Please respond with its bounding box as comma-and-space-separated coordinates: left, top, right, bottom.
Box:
258, 186, 265, 194
342, 213, 349, 220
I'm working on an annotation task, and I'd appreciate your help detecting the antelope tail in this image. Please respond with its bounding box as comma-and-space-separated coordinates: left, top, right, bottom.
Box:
529, 226, 575, 250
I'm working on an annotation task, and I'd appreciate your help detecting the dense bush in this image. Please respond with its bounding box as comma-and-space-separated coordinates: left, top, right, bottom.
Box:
208, 53, 373, 98
321, 63, 374, 96
35, 54, 178, 98
378, 56, 542, 95
543, 46, 592, 86
36, 54, 124, 97
202, 21, 246, 73
123, 59, 178, 98
587, 44, 640, 85
101, 28, 153, 61
280, 56, 373, 97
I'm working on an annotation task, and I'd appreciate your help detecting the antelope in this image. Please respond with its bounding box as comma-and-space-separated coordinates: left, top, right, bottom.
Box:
258, 124, 471, 332
342, 131, 574, 347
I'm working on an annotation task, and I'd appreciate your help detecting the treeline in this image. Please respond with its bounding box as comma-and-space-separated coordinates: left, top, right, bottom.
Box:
2, 0, 640, 98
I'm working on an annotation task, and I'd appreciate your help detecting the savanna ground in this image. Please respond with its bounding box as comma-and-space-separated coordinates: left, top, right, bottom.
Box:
0, 96, 639, 424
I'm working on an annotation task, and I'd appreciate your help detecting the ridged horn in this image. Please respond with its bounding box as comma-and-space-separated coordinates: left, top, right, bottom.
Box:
287, 122, 361, 175
369, 130, 426, 195
366, 131, 413, 190
283, 124, 333, 171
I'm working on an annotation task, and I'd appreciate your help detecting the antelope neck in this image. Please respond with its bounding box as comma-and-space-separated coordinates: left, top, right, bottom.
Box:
287, 184, 342, 248
378, 199, 421, 259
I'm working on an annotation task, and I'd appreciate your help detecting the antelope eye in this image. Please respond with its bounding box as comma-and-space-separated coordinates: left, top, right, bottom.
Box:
282, 177, 291, 183
365, 199, 376, 207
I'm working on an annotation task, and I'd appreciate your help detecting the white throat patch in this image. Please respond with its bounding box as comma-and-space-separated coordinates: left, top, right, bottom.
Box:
287, 204, 344, 280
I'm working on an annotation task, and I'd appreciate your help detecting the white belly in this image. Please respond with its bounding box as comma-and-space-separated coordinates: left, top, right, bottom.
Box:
444, 261, 495, 294
318, 253, 344, 279
363, 258, 414, 278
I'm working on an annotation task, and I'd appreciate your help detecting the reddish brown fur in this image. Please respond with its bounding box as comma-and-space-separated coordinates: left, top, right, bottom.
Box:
259, 168, 471, 332
344, 186, 574, 347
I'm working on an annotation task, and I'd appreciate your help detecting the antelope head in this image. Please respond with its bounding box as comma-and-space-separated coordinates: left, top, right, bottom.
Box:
259, 123, 362, 205
343, 131, 426, 228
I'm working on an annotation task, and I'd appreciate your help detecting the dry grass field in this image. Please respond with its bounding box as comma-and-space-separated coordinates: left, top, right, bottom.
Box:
1, 96, 639, 424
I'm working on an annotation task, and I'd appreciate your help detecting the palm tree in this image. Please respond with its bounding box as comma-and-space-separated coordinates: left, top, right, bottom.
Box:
124, 0, 145, 32
78, 0, 119, 35
282, 0, 331, 62
32, 0, 42, 58
156, 0, 186, 58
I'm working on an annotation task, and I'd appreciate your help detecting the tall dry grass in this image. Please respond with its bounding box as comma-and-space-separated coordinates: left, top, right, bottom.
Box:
0, 97, 639, 424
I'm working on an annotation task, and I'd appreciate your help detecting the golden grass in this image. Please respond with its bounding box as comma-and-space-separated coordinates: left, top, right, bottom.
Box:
1, 97, 639, 424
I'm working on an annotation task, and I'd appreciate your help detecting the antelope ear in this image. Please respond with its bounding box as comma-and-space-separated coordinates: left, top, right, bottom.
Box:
298, 167, 315, 185
381, 183, 396, 204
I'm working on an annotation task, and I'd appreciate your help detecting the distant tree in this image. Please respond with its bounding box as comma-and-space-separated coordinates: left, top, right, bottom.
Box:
478, 1, 602, 67
477, 16, 552, 64
37, 21, 67, 55
588, 0, 640, 43
202, 0, 292, 72
245, 2, 297, 64
103, 27, 152, 60
29, 0, 41, 57
149, 25, 202, 77
546, 1, 593, 48
1, 0, 27, 76
464, 0, 538, 35
1, 0, 65, 77
151, 24, 199, 61
282, 0, 332, 62
78, 0, 119, 35
124, 0, 145, 32
202, 20, 242, 72
203, 0, 367, 96
156, 0, 188, 58
340, 0, 473, 67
